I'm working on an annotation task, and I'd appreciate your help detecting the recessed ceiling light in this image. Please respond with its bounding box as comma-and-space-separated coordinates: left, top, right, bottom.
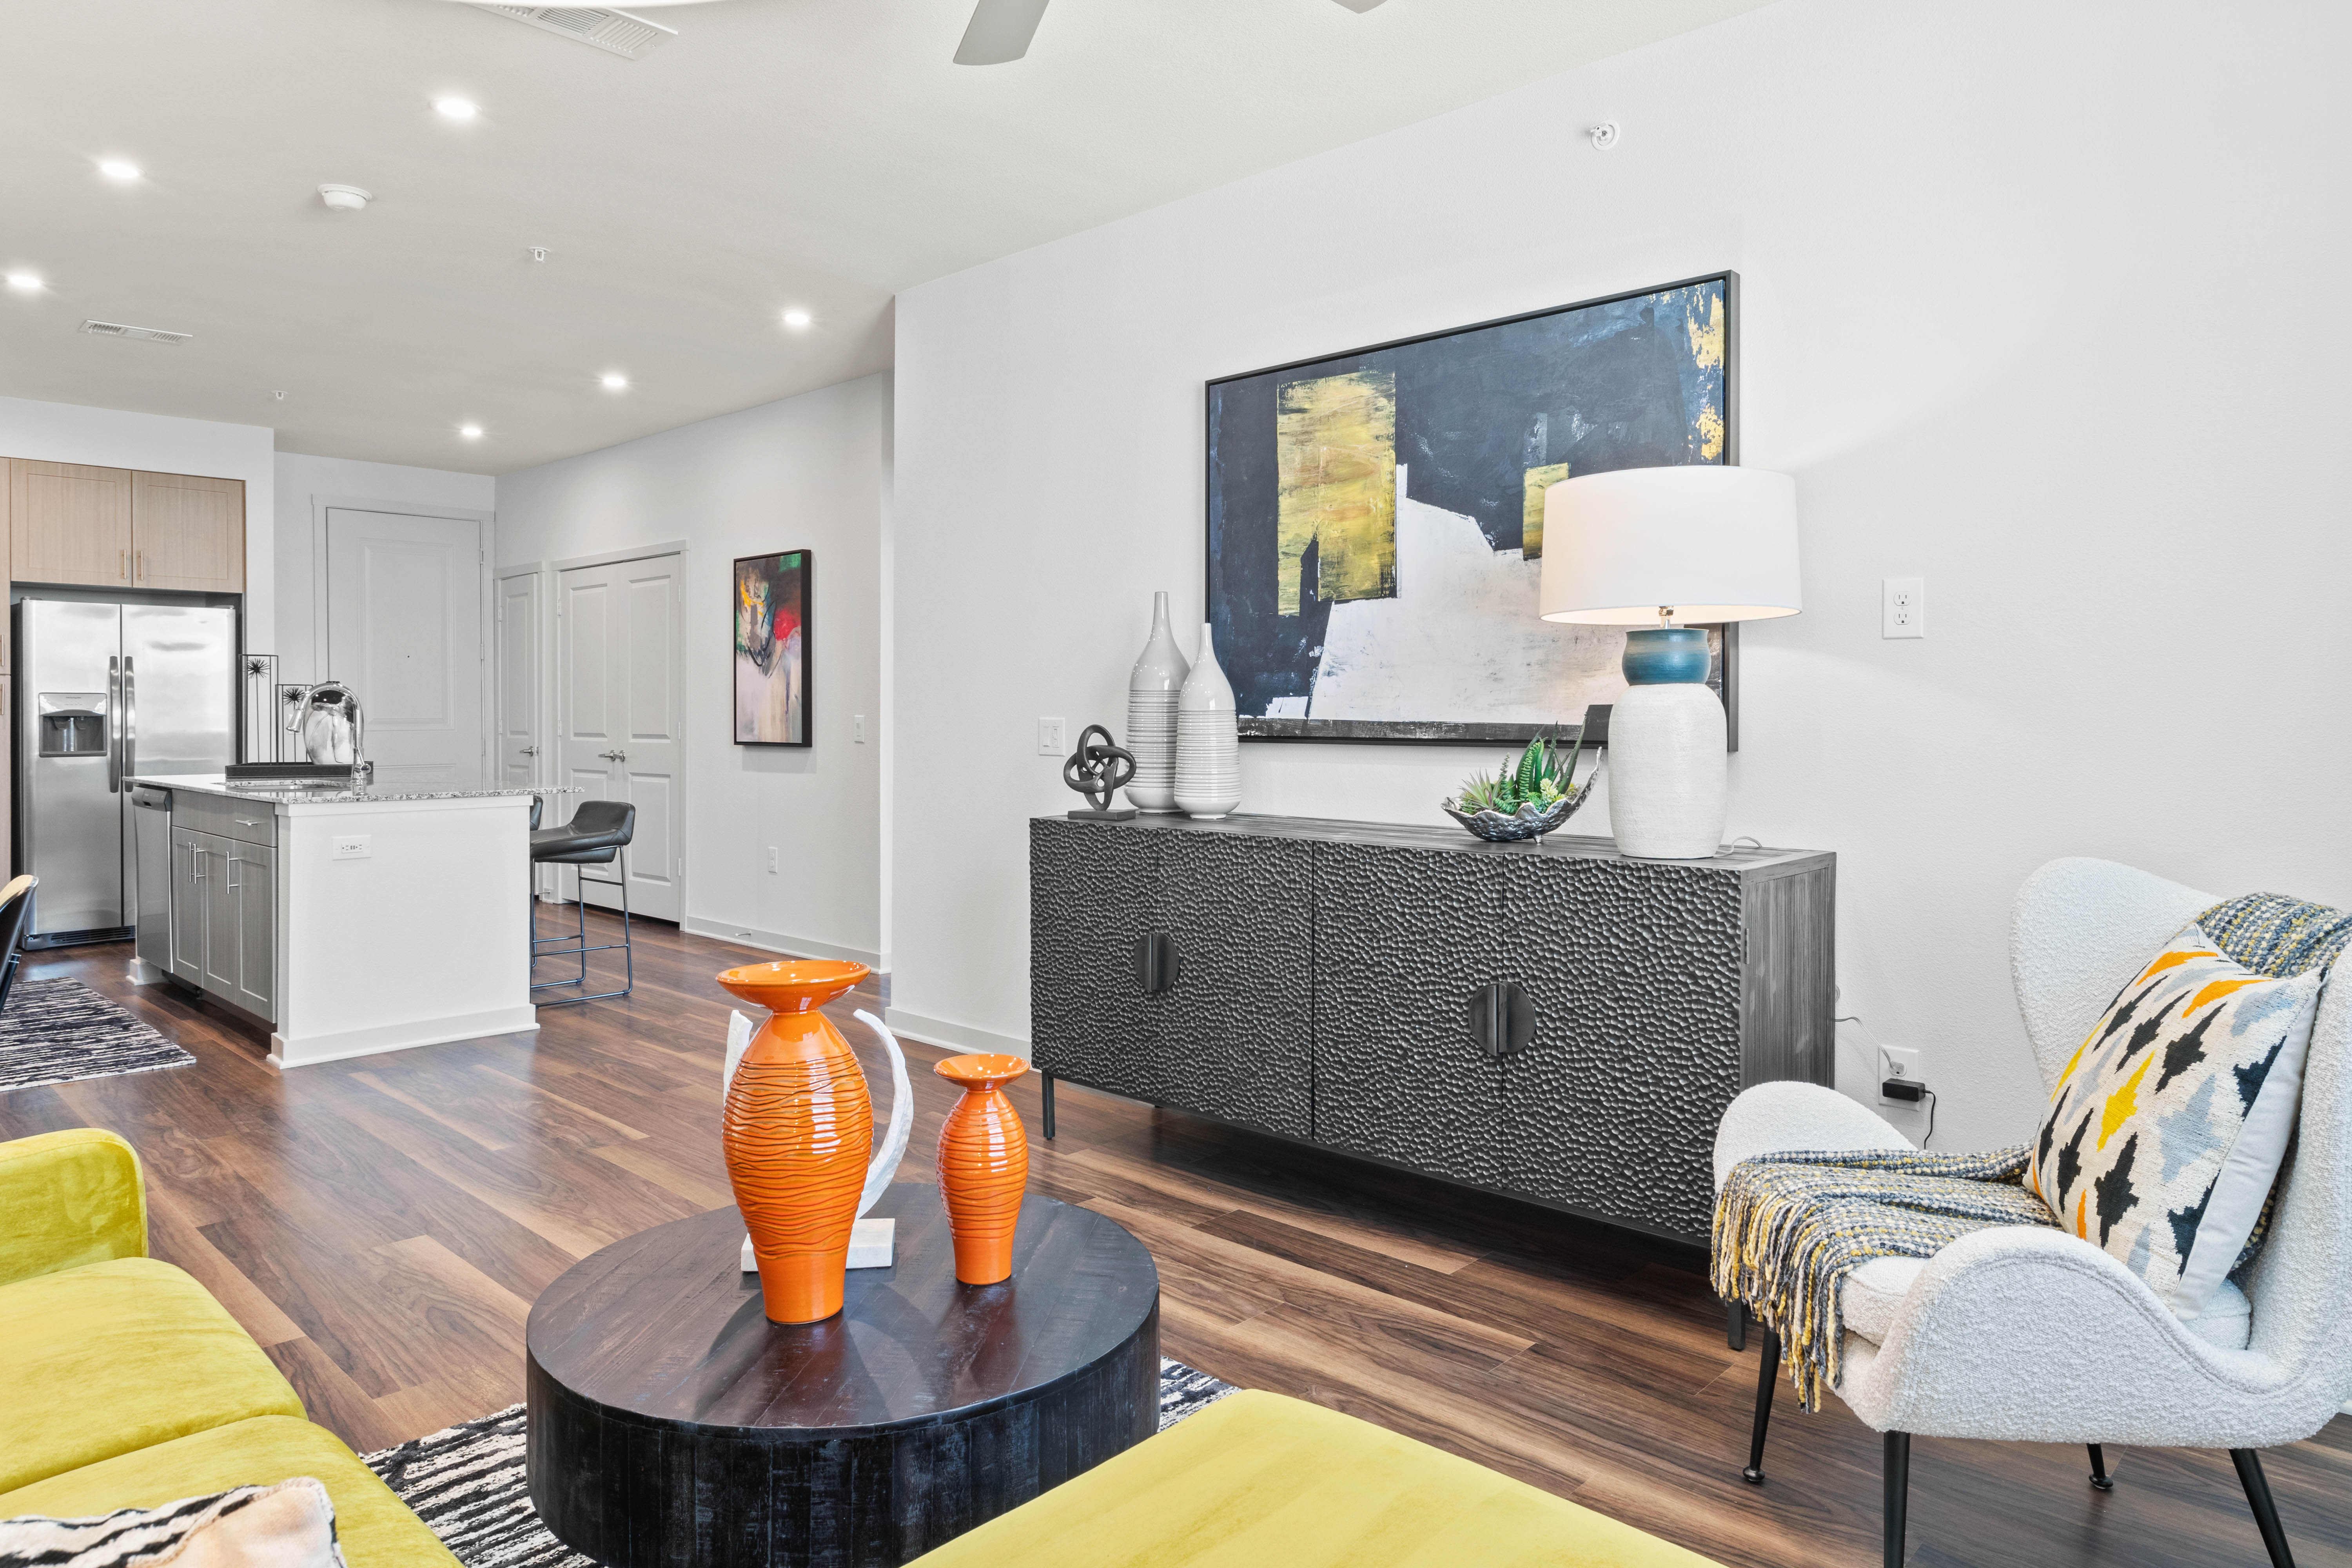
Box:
460, 424, 484, 439
601, 372, 628, 391
4, 272, 39, 292
435, 97, 479, 121
782, 309, 812, 328
98, 160, 140, 181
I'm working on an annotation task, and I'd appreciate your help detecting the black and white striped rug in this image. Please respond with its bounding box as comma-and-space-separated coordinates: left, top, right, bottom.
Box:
0, 977, 194, 1092
365, 1359, 1239, 1568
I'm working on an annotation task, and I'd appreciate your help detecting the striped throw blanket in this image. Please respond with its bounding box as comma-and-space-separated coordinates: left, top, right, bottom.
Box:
1712, 889, 2352, 1412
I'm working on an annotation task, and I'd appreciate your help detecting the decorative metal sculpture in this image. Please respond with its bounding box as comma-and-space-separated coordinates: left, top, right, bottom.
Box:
1062, 723, 1138, 820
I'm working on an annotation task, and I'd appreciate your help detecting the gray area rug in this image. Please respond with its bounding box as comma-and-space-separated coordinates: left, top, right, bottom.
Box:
0, 977, 194, 1091
366, 1358, 1239, 1568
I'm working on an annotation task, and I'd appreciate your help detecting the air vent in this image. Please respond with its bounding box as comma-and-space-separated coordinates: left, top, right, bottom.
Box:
473, 4, 677, 58
80, 319, 191, 345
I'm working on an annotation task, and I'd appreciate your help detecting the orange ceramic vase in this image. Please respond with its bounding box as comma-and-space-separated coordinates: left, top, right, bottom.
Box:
933, 1054, 1030, 1285
717, 959, 873, 1324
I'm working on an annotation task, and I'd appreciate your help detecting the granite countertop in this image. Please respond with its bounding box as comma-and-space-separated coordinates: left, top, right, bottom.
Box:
131, 774, 579, 807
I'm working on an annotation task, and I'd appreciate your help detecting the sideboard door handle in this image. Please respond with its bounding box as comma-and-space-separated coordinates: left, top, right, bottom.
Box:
1468, 981, 1536, 1059
1132, 933, 1182, 996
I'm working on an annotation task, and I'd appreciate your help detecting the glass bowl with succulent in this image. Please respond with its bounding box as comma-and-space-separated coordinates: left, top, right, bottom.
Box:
1441, 730, 1602, 843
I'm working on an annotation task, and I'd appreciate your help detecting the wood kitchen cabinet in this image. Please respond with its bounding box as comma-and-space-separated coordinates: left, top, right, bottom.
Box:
132, 471, 245, 592
10, 459, 135, 588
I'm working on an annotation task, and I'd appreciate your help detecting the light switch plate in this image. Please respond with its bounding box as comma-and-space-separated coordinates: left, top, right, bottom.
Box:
1037, 717, 1066, 756
332, 834, 371, 860
853, 714, 866, 744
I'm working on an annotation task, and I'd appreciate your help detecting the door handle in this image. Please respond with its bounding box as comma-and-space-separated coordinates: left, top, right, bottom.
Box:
1132, 933, 1181, 996
1466, 981, 1536, 1059
122, 656, 136, 783
598, 749, 627, 762
521, 745, 539, 756
106, 656, 122, 793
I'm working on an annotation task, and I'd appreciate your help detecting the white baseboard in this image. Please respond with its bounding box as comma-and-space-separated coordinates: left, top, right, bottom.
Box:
681, 916, 886, 974
268, 1006, 541, 1070
882, 1007, 1030, 1060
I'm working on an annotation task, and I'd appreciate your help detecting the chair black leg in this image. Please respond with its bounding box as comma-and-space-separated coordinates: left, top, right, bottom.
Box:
2231, 1448, 2297, 1568
2088, 1443, 2115, 1491
1741, 1328, 1779, 1484
1883, 1431, 1911, 1568
1041, 1072, 1056, 1140
1727, 1298, 1748, 1351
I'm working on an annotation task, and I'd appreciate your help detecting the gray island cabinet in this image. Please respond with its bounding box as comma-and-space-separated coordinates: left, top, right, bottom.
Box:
1029, 813, 1834, 1243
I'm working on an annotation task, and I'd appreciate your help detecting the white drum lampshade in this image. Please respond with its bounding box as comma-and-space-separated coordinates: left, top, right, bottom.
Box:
1540, 466, 1800, 860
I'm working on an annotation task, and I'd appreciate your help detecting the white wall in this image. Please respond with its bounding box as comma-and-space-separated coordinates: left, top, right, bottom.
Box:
0, 394, 275, 652
496, 373, 891, 970
272, 453, 497, 684
890, 0, 2352, 1149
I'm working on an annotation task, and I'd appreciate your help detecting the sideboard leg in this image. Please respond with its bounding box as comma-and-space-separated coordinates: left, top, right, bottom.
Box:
1042, 1072, 1056, 1141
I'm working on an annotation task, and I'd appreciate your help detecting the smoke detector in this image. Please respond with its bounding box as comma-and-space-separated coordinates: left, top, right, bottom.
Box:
80, 319, 191, 345
319, 184, 372, 212
472, 6, 678, 58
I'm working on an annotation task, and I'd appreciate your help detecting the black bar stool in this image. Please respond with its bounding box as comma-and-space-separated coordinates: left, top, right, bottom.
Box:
531, 800, 637, 1005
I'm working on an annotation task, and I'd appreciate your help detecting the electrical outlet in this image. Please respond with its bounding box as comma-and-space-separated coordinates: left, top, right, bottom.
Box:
1037, 717, 1066, 756
853, 714, 866, 744
766, 846, 779, 875
332, 834, 371, 860
1883, 576, 1925, 638
1878, 1046, 1923, 1104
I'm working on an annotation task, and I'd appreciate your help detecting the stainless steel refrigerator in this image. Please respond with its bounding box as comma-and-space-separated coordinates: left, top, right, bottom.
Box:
17, 598, 238, 944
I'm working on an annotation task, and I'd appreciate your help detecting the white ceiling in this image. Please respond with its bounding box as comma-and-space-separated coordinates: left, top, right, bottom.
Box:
0, 0, 1771, 474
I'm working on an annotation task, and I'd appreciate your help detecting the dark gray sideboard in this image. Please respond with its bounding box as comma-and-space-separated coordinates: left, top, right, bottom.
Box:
1029, 814, 1834, 1243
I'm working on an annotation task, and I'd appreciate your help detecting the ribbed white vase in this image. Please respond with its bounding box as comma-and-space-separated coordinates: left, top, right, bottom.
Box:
1606, 682, 1727, 858
1124, 591, 1189, 813
1173, 620, 1241, 819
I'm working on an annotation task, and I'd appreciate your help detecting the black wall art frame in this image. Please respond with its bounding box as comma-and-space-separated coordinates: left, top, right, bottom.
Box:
733, 549, 812, 748
1205, 271, 1740, 747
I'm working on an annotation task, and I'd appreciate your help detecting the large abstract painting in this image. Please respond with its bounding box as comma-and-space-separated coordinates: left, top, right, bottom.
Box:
1207, 273, 1737, 744
734, 550, 811, 747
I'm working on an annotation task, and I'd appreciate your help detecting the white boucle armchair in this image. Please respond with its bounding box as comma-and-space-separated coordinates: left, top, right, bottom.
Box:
1712, 857, 2352, 1568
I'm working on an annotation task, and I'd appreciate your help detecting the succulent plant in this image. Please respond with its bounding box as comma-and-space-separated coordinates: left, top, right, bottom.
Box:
1449, 729, 1585, 817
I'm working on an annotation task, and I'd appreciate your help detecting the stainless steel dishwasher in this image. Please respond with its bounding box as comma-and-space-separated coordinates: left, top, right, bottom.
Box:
131, 784, 173, 974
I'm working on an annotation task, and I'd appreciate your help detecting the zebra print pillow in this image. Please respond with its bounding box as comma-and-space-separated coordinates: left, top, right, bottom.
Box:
0, 1477, 344, 1568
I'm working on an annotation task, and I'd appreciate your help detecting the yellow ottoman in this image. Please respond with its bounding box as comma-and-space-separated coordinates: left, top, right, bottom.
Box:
906, 1389, 1719, 1567
0, 1256, 304, 1493
0, 1416, 458, 1568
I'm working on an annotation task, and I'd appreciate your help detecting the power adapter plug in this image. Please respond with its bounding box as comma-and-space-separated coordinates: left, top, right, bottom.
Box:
1880, 1077, 1927, 1104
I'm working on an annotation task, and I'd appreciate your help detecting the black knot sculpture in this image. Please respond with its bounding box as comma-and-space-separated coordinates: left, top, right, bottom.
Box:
1062, 723, 1138, 821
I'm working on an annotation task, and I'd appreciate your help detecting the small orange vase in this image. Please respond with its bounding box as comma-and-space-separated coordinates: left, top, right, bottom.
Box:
718, 959, 873, 1324
933, 1054, 1030, 1285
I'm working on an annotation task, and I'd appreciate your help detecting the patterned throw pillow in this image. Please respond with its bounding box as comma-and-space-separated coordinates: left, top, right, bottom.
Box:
0, 1478, 343, 1568
2026, 922, 2320, 1321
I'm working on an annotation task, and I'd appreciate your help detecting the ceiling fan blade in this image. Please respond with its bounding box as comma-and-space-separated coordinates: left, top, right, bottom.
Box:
955, 0, 1051, 64
1331, 0, 1389, 11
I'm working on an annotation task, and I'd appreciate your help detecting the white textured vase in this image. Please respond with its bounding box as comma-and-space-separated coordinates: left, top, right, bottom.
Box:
1173, 620, 1241, 819
1605, 682, 1726, 859
1124, 591, 1190, 813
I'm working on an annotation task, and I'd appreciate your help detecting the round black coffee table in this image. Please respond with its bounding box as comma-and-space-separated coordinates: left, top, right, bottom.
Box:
525, 1183, 1160, 1568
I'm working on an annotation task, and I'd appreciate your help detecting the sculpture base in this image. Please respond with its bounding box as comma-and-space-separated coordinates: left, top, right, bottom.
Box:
1067, 807, 1138, 821
742, 1218, 895, 1274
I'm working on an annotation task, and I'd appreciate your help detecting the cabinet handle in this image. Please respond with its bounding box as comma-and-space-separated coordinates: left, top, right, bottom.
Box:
1132, 933, 1181, 996
136, 549, 145, 581
1467, 981, 1536, 1059
120, 547, 127, 580
233, 818, 265, 828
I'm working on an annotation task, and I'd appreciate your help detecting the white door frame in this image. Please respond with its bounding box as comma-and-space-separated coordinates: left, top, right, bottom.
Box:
547, 539, 690, 919
494, 564, 547, 891
308, 494, 496, 781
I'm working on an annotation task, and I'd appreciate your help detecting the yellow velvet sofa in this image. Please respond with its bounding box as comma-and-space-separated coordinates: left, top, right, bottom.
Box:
0, 1129, 458, 1568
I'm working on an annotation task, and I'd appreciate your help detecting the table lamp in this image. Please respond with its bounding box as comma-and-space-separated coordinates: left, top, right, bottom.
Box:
1539, 465, 1799, 859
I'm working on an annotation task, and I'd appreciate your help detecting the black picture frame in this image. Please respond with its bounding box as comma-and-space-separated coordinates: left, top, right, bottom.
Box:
732, 549, 813, 748
1205, 271, 1740, 748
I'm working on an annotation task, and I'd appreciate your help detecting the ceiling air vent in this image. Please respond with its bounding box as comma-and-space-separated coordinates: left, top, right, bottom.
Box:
80, 319, 191, 345
473, 5, 677, 58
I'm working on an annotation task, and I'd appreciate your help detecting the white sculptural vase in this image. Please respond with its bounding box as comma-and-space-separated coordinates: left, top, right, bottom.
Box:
1173, 620, 1241, 819
1125, 591, 1189, 813
1605, 629, 1726, 860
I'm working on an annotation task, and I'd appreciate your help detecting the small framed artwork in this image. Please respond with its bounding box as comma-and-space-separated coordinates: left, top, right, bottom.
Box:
733, 550, 812, 747
1206, 272, 1738, 746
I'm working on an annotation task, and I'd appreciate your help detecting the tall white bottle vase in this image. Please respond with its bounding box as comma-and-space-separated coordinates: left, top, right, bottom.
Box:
1174, 620, 1241, 819
1124, 591, 1189, 813
1606, 682, 1727, 859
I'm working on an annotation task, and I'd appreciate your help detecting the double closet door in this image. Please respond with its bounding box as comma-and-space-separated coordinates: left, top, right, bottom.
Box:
554, 554, 682, 921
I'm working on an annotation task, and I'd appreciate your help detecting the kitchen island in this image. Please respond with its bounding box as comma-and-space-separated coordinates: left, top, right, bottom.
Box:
126, 774, 565, 1069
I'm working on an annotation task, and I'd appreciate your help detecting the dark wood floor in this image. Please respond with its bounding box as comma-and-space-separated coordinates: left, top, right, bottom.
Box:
4, 917, 2347, 1568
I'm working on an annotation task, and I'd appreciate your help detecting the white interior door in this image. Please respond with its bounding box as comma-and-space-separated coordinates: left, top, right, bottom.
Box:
495, 570, 541, 791
325, 508, 486, 791
555, 554, 682, 920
